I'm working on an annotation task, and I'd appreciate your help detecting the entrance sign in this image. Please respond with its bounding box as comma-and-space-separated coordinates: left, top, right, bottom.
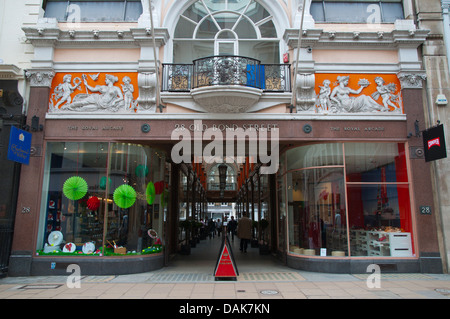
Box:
422, 124, 447, 162
7, 126, 32, 165
214, 235, 238, 281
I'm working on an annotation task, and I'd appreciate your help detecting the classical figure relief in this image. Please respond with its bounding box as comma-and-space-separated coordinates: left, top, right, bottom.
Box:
317, 79, 331, 112
121, 76, 137, 110
49, 73, 139, 113
314, 74, 403, 114
372, 76, 401, 112
51, 74, 82, 110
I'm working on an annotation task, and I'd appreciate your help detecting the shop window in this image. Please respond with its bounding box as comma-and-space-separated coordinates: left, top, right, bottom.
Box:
287, 143, 343, 170
345, 142, 413, 257
287, 167, 346, 257
43, 0, 143, 22
37, 142, 167, 257
281, 142, 414, 258
345, 143, 408, 183
310, 0, 404, 23
346, 184, 413, 256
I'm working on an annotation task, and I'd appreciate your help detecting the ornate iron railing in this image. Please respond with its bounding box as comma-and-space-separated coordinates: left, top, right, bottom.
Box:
162, 55, 291, 92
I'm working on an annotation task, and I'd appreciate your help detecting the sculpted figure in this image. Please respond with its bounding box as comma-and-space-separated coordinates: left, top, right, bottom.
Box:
121, 76, 135, 109
372, 76, 401, 112
51, 74, 82, 110
317, 79, 331, 112
62, 74, 125, 112
329, 76, 384, 113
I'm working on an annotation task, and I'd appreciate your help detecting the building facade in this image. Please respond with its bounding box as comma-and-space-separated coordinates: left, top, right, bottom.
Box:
3, 0, 447, 276
0, 0, 41, 276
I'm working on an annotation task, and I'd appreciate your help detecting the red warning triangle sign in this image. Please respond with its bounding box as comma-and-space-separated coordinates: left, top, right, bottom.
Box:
214, 237, 238, 279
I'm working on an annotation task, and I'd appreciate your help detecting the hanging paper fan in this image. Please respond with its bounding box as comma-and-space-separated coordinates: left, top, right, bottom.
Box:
113, 184, 137, 209
135, 164, 149, 177
146, 182, 156, 205
99, 176, 111, 190
63, 176, 88, 201
87, 196, 100, 211
154, 181, 164, 195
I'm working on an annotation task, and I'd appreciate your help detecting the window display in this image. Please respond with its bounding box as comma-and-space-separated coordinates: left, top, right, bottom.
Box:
281, 142, 414, 258
37, 142, 167, 257
345, 143, 413, 257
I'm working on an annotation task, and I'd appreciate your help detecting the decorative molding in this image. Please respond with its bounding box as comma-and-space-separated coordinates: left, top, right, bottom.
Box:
137, 72, 157, 112
283, 27, 430, 50
22, 25, 169, 50
45, 112, 407, 121
190, 86, 262, 113
0, 64, 24, 80
160, 92, 291, 114
296, 73, 316, 112
25, 70, 55, 88
397, 72, 427, 89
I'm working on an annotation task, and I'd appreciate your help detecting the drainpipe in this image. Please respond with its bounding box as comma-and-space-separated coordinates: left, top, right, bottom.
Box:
442, 0, 450, 73
291, 0, 306, 108
148, 0, 160, 107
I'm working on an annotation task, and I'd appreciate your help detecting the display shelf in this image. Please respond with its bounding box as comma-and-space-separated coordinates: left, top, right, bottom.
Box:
389, 232, 412, 257
349, 230, 412, 257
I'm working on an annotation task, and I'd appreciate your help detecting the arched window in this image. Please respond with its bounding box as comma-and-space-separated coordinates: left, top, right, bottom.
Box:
173, 0, 280, 64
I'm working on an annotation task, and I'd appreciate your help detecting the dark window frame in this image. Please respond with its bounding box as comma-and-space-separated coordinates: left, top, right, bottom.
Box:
310, 0, 404, 23
43, 0, 143, 22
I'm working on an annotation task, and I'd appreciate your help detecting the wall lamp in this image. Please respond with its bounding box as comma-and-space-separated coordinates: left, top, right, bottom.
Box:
407, 120, 420, 138
31, 115, 43, 131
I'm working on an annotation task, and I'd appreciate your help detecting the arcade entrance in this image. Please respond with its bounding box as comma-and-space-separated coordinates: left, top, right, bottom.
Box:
167, 157, 280, 270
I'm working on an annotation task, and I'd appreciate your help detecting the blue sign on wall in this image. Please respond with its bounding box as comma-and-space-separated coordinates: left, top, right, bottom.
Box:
7, 126, 31, 165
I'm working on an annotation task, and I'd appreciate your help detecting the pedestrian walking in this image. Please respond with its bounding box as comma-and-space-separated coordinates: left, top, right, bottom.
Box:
216, 219, 223, 237
227, 215, 237, 241
208, 218, 216, 239
237, 212, 252, 252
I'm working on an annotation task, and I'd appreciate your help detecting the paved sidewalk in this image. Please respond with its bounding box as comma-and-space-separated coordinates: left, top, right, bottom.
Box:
1, 271, 449, 299
1, 235, 449, 300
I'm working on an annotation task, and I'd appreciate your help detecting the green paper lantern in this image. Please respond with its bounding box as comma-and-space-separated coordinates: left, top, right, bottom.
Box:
135, 165, 149, 177
63, 176, 88, 201
113, 184, 137, 209
146, 182, 156, 205
99, 176, 111, 190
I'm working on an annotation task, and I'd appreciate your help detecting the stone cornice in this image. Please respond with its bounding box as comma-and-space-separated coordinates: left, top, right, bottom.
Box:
22, 26, 170, 49
0, 64, 24, 80
284, 28, 430, 49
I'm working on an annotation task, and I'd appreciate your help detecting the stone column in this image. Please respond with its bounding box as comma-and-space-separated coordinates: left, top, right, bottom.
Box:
399, 72, 443, 273
8, 70, 54, 276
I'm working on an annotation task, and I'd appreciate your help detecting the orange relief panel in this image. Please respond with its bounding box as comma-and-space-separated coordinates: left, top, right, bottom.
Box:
314, 74, 403, 114
48, 72, 139, 112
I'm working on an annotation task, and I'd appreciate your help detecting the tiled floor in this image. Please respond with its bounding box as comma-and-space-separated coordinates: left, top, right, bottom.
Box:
1, 235, 449, 299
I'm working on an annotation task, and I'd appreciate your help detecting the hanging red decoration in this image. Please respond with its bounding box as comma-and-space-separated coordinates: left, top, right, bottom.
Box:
154, 181, 164, 195
87, 196, 100, 211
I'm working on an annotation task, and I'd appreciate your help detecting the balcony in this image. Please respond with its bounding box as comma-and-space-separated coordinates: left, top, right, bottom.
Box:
162, 55, 291, 113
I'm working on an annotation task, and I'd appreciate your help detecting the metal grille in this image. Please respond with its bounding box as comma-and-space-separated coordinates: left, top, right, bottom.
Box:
0, 227, 14, 273
162, 56, 291, 93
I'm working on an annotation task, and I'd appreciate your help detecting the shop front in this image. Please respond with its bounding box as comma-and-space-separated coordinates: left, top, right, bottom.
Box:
280, 142, 419, 273
32, 141, 168, 275
7, 107, 444, 275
